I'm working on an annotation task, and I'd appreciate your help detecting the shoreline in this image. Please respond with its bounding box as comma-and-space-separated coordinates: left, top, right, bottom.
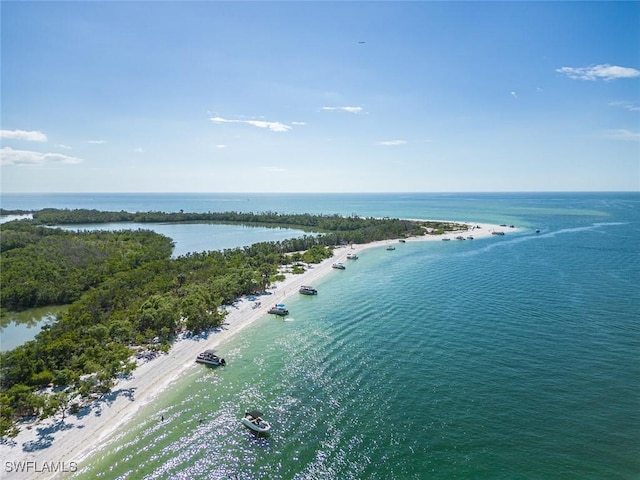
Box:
0, 221, 515, 479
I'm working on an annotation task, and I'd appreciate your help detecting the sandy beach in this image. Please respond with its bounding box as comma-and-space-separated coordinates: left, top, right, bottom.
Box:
1, 221, 511, 479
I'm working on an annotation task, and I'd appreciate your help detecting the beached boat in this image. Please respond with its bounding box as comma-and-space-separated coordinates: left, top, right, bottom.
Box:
332, 263, 346, 269
268, 305, 289, 316
195, 349, 226, 366
346, 253, 358, 260
399, 239, 406, 243
299, 285, 318, 295
242, 410, 271, 433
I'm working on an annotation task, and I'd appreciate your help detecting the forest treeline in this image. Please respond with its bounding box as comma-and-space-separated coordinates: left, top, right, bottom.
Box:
0, 210, 467, 437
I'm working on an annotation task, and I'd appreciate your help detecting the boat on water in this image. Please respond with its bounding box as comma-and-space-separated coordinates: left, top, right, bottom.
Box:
346, 253, 358, 260
332, 262, 346, 269
242, 410, 271, 433
492, 231, 505, 236
386, 245, 396, 250
299, 285, 318, 295
268, 304, 289, 316
195, 349, 226, 366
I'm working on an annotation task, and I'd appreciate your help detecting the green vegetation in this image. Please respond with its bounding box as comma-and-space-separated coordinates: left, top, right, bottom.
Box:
0, 209, 467, 437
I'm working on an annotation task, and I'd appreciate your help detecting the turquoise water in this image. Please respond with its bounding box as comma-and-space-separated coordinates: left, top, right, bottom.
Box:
2, 193, 639, 479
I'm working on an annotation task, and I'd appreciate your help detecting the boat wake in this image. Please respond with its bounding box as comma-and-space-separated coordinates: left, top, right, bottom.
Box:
458, 222, 629, 258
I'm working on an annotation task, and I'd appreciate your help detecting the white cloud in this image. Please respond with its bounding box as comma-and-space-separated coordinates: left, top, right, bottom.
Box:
210, 115, 292, 132
556, 64, 640, 81
291, 121, 307, 126
609, 101, 640, 112
321, 106, 363, 114
0, 147, 83, 166
376, 140, 407, 146
56, 144, 72, 150
510, 91, 518, 99
88, 140, 107, 144
0, 129, 47, 142
604, 129, 640, 141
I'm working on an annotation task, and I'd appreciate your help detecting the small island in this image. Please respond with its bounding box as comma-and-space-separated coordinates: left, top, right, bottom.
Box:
0, 209, 470, 438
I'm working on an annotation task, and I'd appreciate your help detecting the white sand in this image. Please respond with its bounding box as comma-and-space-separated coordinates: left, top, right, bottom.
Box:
0, 222, 513, 479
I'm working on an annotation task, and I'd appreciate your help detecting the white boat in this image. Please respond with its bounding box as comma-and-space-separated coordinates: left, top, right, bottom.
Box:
242, 410, 271, 433
346, 253, 358, 260
386, 245, 396, 250
195, 349, 226, 366
332, 262, 346, 269
268, 304, 289, 316
299, 285, 318, 295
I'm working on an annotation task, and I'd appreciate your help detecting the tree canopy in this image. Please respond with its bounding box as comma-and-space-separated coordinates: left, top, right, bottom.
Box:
0, 209, 467, 437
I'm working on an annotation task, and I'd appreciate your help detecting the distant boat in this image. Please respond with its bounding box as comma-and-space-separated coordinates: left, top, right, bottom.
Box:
299, 285, 318, 295
242, 410, 271, 433
346, 253, 359, 260
399, 239, 406, 243
442, 238, 451, 241
195, 349, 226, 366
492, 231, 505, 236
386, 246, 396, 250
268, 305, 289, 316
332, 263, 346, 269
455, 236, 465, 240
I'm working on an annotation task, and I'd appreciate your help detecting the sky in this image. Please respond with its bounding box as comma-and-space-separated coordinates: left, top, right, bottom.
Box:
1, 1, 639, 193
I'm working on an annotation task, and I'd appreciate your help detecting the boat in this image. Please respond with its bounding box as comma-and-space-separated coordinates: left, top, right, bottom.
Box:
346, 253, 358, 260
332, 263, 346, 269
492, 231, 505, 236
242, 410, 271, 433
268, 305, 289, 316
195, 349, 226, 366
386, 245, 396, 250
399, 239, 406, 243
442, 238, 451, 241
299, 285, 318, 295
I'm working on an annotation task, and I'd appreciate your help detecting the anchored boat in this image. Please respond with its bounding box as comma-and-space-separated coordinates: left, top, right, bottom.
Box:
299, 285, 318, 295
268, 304, 289, 316
195, 349, 226, 366
242, 410, 271, 433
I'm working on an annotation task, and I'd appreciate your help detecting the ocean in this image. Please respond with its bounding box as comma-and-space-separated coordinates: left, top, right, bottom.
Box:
1, 192, 639, 479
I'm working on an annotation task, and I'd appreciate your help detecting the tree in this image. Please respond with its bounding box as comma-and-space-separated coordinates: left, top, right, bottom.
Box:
41, 391, 70, 423
138, 294, 179, 342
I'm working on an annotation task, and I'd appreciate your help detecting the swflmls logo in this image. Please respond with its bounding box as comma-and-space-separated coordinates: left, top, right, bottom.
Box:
5, 461, 78, 473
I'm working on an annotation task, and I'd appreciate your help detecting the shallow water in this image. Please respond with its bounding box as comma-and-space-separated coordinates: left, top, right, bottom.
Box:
2, 192, 638, 479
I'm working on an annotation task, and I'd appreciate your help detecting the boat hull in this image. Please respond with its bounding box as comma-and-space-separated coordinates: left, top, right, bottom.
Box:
242, 417, 271, 433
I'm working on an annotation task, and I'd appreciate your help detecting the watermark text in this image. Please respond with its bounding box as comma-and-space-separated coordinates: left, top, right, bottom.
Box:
5, 461, 78, 474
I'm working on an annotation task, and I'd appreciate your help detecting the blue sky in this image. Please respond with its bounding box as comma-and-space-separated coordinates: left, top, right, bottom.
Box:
1, 1, 638, 193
